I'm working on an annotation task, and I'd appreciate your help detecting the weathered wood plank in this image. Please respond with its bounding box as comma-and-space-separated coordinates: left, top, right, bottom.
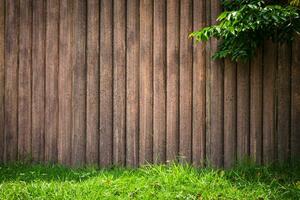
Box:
153, 0, 166, 164
224, 59, 237, 168
237, 61, 250, 160
72, 0, 87, 166
100, 0, 113, 167
4, 0, 19, 162
250, 48, 263, 164
263, 40, 277, 164
277, 43, 291, 162
86, 0, 99, 165
113, 0, 126, 166
291, 37, 300, 160
0, 0, 5, 162
126, 0, 139, 167
32, 0, 46, 162
179, 0, 193, 163
192, 0, 206, 166
139, 0, 153, 165
210, 0, 224, 167
58, 0, 73, 165
166, 0, 179, 162
45, 0, 59, 163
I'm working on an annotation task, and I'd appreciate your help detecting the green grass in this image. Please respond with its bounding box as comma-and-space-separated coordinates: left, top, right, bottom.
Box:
0, 162, 299, 200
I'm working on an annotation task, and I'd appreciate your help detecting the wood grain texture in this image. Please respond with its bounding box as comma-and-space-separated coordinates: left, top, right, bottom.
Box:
86, 0, 99, 165
113, 0, 126, 166
139, 0, 153, 165
250, 48, 263, 164
32, 0, 45, 162
291, 37, 300, 160
224, 59, 236, 168
4, 0, 19, 162
58, 0, 73, 165
263, 40, 277, 164
237, 61, 250, 160
210, 0, 224, 167
45, 0, 59, 163
71, 0, 87, 166
192, 0, 206, 166
153, 0, 166, 164
179, 0, 193, 163
0, 0, 4, 162
126, 0, 139, 167
166, 0, 179, 162
100, 0, 113, 167
277, 43, 291, 162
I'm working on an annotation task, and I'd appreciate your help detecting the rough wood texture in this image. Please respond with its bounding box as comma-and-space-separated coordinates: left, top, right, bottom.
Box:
1, 0, 299, 167
224, 59, 237, 168
113, 0, 126, 166
99, 0, 113, 167
58, 0, 73, 165
86, 0, 99, 165
166, 0, 179, 162
153, 0, 166, 164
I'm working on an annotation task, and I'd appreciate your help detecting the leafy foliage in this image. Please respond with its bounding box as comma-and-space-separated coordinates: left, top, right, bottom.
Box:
190, 0, 300, 61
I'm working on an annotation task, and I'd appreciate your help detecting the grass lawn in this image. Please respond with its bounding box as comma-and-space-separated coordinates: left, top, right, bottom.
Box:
0, 162, 299, 200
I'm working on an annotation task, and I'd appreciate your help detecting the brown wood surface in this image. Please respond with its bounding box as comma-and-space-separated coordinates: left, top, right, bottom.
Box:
192, 0, 206, 167
153, 0, 166, 164
0, 0, 4, 162
99, 0, 113, 167
45, 0, 59, 163
4, 0, 19, 162
224, 59, 237, 168
32, 0, 45, 162
139, 0, 153, 165
179, 0, 193, 163
237, 61, 250, 160
166, 0, 179, 162
291, 36, 300, 160
58, 0, 73, 166
86, 0, 99, 165
210, 0, 224, 167
250, 48, 263, 164
277, 43, 291, 162
126, 0, 139, 167
113, 0, 126, 166
263, 40, 277, 164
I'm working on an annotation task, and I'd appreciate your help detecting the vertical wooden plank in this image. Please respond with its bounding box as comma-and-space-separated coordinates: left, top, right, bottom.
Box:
4, 0, 19, 162
209, 0, 224, 167
166, 0, 179, 162
113, 0, 126, 166
263, 40, 277, 164
153, 0, 166, 164
86, 0, 99, 165
58, 0, 73, 165
291, 37, 300, 160
18, 0, 32, 160
237, 61, 250, 160
139, 0, 153, 165
224, 59, 237, 168
179, 0, 193, 164
72, 0, 87, 166
277, 43, 291, 162
32, 0, 45, 162
126, 0, 139, 167
100, 0, 113, 167
192, 0, 206, 166
45, 0, 59, 163
250, 48, 263, 164
0, 0, 5, 162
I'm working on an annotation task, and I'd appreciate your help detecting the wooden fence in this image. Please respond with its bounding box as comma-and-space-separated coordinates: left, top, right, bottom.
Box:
0, 0, 299, 168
